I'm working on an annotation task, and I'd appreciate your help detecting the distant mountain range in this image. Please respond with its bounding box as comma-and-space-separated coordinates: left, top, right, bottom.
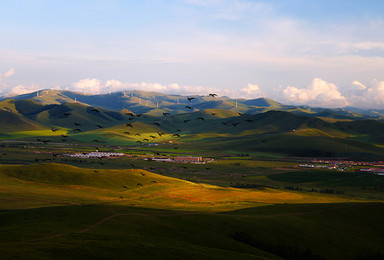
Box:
2, 89, 384, 159
2, 89, 384, 119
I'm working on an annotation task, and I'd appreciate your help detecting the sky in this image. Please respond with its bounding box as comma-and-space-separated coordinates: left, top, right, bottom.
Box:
0, 0, 384, 108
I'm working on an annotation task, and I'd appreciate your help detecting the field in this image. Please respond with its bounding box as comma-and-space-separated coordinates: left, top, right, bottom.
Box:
0, 143, 384, 259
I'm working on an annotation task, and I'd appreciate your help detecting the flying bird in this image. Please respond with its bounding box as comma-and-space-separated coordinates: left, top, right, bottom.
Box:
157, 132, 164, 137
150, 135, 157, 139
126, 112, 134, 117
211, 113, 217, 116
143, 138, 149, 142
51, 127, 59, 132
62, 134, 68, 138
74, 122, 81, 127
232, 122, 240, 127
135, 133, 141, 136
90, 108, 100, 113
136, 141, 142, 144
176, 129, 181, 132
187, 97, 195, 102
163, 112, 170, 116
95, 125, 103, 128
172, 133, 180, 138
245, 119, 254, 123
153, 122, 161, 126
73, 128, 82, 132
122, 185, 128, 189
136, 114, 143, 118
128, 117, 134, 121
196, 117, 205, 121
183, 119, 190, 123
123, 131, 130, 135
222, 122, 228, 125
64, 112, 72, 117
209, 93, 217, 97
126, 123, 133, 128
185, 106, 192, 109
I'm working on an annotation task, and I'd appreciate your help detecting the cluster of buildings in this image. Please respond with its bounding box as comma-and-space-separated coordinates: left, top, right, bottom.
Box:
63, 151, 125, 158
151, 156, 207, 164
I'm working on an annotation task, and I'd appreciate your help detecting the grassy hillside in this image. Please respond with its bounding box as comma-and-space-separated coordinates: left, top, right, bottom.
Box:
0, 163, 382, 259
0, 110, 47, 132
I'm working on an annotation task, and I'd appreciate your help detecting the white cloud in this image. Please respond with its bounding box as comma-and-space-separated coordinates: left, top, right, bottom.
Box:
281, 78, 348, 108
352, 80, 367, 90
72, 78, 103, 94
5, 84, 41, 97
240, 83, 264, 98
3, 68, 15, 78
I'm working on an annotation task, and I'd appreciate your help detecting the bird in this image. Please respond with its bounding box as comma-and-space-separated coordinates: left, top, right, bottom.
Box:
64, 112, 72, 117
90, 108, 100, 113
126, 123, 133, 128
238, 112, 243, 115
150, 135, 157, 139
153, 122, 161, 126
126, 112, 134, 117
135, 133, 141, 136
61, 138, 67, 141
245, 119, 253, 123
143, 138, 149, 142
136, 183, 143, 187
122, 185, 128, 189
183, 119, 190, 123
74, 122, 81, 127
232, 122, 240, 127
129, 163, 135, 168
181, 166, 187, 169
95, 125, 103, 128
187, 97, 195, 102
185, 106, 192, 109
211, 113, 217, 116
73, 128, 82, 132
176, 129, 181, 132
136, 141, 142, 144
120, 196, 124, 199
51, 127, 59, 132
172, 133, 180, 138
136, 114, 143, 118
42, 139, 51, 144
94, 170, 98, 173
62, 134, 68, 138
124, 131, 130, 135
222, 122, 228, 125
92, 139, 100, 143
128, 117, 134, 121
139, 172, 146, 176
209, 93, 217, 97
52, 153, 60, 157
163, 112, 170, 116
196, 117, 205, 121
157, 132, 164, 137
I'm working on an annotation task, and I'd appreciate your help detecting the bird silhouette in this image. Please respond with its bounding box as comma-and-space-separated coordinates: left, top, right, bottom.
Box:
143, 138, 149, 142
211, 113, 217, 116
126, 123, 133, 127
150, 135, 157, 139
232, 122, 240, 127
136, 114, 143, 118
140, 172, 146, 176
124, 131, 130, 135
90, 108, 100, 113
238, 112, 243, 115
64, 112, 72, 117
153, 122, 161, 126
176, 129, 181, 132
187, 97, 195, 102
122, 185, 128, 189
51, 127, 59, 132
74, 122, 81, 127
157, 132, 164, 137
245, 119, 253, 123
73, 128, 82, 132
92, 139, 100, 142
128, 117, 134, 121
185, 106, 192, 109
222, 122, 228, 125
95, 125, 103, 128
126, 112, 134, 117
62, 134, 68, 138
129, 163, 135, 167
196, 117, 205, 121
183, 119, 191, 123
135, 133, 141, 136
209, 93, 217, 97
136, 141, 142, 144
172, 133, 180, 137
163, 112, 170, 116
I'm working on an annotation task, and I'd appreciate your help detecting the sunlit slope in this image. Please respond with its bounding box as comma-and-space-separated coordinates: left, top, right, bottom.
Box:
0, 110, 47, 132
0, 163, 358, 211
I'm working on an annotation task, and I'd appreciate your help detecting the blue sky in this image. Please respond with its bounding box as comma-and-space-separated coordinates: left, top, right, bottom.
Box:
0, 0, 384, 108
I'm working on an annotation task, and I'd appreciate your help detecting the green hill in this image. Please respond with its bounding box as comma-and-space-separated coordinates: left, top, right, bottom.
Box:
0, 110, 46, 132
